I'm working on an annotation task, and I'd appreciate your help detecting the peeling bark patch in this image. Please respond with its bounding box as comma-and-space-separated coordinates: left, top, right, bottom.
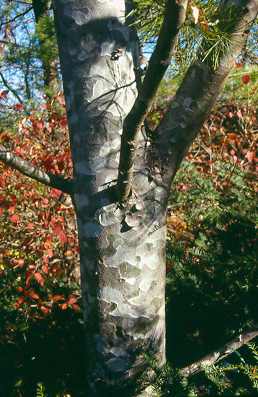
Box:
67, 8, 92, 25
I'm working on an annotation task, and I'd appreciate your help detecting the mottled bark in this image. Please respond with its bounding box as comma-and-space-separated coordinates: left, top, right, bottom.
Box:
53, 0, 167, 393
49, 0, 257, 395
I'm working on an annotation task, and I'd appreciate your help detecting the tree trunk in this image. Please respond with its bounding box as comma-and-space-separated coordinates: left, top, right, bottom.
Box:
51, 0, 258, 395
53, 0, 167, 393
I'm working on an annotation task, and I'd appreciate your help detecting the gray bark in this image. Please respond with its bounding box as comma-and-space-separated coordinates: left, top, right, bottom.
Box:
53, 0, 167, 393
51, 0, 258, 394
0, 0, 256, 395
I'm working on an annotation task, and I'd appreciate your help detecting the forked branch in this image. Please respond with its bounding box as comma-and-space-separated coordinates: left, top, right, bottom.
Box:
116, 0, 188, 202
0, 144, 73, 196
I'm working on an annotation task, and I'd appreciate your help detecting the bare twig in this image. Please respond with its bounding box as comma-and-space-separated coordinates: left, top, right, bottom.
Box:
229, 69, 258, 77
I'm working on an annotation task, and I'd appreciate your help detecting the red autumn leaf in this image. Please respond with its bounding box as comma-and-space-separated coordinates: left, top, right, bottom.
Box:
51, 188, 62, 199
0, 207, 3, 216
247, 151, 255, 163
18, 259, 24, 267
43, 255, 49, 265
59, 230, 67, 244
53, 223, 62, 236
34, 272, 44, 286
17, 287, 23, 293
18, 297, 25, 304
60, 119, 68, 129
30, 293, 39, 300
68, 297, 77, 305
54, 95, 63, 105
16, 103, 25, 110
42, 265, 49, 274
15, 183, 22, 190
53, 295, 62, 301
28, 265, 35, 269
72, 304, 81, 310
14, 146, 24, 158
0, 90, 9, 98
235, 62, 242, 68
10, 213, 20, 224
40, 305, 50, 314
44, 235, 52, 249
0, 179, 6, 189
61, 303, 68, 310
36, 119, 44, 130
47, 248, 53, 258
1, 131, 9, 139
241, 75, 251, 85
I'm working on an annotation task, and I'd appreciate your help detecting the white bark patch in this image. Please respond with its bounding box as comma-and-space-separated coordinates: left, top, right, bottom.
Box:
66, 9, 92, 25
99, 138, 120, 157
125, 213, 142, 228
139, 279, 153, 292
100, 287, 146, 318
99, 211, 117, 227
101, 41, 115, 56
125, 277, 136, 285
145, 253, 160, 270
127, 293, 146, 305
99, 287, 124, 305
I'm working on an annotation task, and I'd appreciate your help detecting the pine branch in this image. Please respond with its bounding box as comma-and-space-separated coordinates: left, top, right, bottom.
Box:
116, 0, 188, 202
0, 144, 73, 196
180, 324, 258, 377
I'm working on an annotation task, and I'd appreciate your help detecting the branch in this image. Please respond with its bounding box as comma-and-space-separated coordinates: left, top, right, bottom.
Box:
0, 71, 24, 104
116, 0, 188, 202
180, 324, 258, 377
229, 69, 258, 77
155, 0, 258, 186
0, 6, 33, 25
0, 144, 73, 196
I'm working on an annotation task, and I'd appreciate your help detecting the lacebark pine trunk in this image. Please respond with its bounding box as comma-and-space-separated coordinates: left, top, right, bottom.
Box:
53, 0, 167, 394
52, 0, 258, 395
